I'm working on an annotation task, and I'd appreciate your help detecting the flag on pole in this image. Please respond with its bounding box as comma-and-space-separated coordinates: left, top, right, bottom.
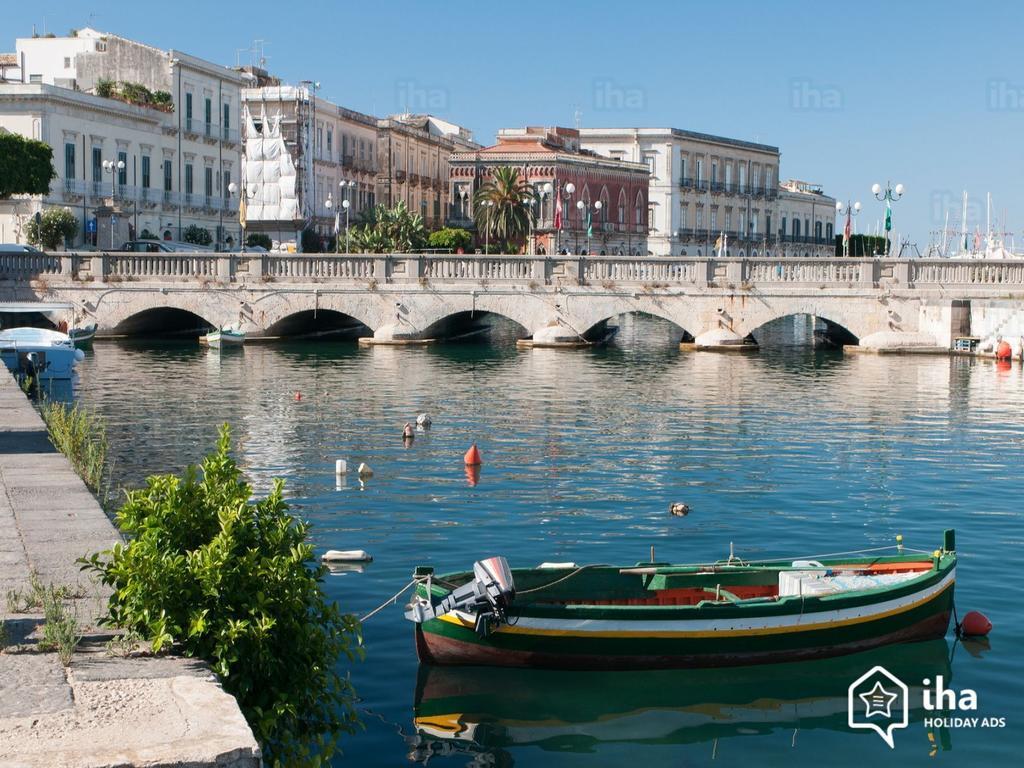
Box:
843, 209, 852, 244
714, 232, 723, 255
554, 189, 563, 230
884, 200, 892, 232
333, 211, 340, 236
586, 211, 592, 238
238, 194, 247, 229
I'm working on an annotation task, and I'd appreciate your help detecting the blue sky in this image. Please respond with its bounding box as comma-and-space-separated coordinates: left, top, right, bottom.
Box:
9, 0, 1024, 246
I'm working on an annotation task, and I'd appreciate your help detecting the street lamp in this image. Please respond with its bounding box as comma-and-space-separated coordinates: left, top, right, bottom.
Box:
338, 180, 356, 253
836, 199, 862, 257
576, 199, 602, 254
872, 181, 903, 256
102, 159, 125, 246
228, 181, 255, 251
559, 182, 575, 254
482, 200, 494, 254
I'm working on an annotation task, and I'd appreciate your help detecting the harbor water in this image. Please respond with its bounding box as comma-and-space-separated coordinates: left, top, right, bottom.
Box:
67, 315, 1022, 766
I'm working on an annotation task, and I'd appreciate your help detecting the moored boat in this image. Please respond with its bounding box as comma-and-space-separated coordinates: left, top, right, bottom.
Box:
200, 327, 246, 347
68, 323, 97, 348
0, 327, 85, 381
405, 531, 957, 669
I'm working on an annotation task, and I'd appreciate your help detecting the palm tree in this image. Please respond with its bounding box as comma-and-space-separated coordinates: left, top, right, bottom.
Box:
473, 167, 537, 253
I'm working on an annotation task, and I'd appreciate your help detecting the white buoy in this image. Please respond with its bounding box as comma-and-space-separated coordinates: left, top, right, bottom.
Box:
416, 413, 432, 428
357, 462, 373, 478
335, 459, 348, 475
321, 549, 373, 563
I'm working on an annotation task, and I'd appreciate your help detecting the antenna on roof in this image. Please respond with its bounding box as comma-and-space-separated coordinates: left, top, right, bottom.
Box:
573, 108, 582, 130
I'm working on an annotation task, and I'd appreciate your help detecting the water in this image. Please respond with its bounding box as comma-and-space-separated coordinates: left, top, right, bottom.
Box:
69, 316, 1023, 767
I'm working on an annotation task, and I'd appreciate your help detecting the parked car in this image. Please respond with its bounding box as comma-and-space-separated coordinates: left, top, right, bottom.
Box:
0, 243, 44, 254
119, 239, 213, 253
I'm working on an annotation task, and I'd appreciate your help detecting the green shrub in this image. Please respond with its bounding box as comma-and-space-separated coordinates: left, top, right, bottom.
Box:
300, 227, 323, 253
25, 207, 78, 251
182, 224, 212, 246
0, 133, 55, 199
39, 400, 109, 497
246, 233, 272, 250
151, 91, 173, 111
427, 227, 472, 252
119, 82, 153, 106
95, 79, 115, 98
82, 425, 362, 764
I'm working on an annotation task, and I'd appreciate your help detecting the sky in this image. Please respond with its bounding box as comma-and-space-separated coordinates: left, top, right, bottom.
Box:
8, 0, 1024, 248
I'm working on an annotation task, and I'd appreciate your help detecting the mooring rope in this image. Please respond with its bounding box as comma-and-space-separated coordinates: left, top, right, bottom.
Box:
360, 578, 421, 623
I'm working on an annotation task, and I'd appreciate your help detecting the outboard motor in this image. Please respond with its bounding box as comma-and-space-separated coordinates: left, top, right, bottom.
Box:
406, 556, 515, 637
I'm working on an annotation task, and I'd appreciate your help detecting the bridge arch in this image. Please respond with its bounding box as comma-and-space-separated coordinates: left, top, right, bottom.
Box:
409, 293, 546, 340
100, 292, 239, 335
572, 296, 702, 343
737, 300, 879, 345
251, 292, 384, 336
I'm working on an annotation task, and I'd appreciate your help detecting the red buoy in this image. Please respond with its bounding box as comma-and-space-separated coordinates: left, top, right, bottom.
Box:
294, 391, 302, 402
464, 443, 482, 466
961, 610, 992, 637
995, 341, 1012, 360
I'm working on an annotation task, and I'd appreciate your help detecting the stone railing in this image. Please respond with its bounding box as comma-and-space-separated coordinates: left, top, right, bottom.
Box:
3, 253, 1024, 291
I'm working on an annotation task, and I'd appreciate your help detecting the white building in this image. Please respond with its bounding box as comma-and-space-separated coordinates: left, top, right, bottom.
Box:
240, 73, 379, 251
0, 28, 245, 248
777, 180, 836, 258
579, 127, 835, 258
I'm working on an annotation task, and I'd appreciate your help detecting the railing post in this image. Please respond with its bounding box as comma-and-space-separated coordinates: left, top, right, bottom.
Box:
859, 258, 878, 287
59, 254, 74, 279
726, 259, 744, 285
376, 256, 391, 282
100, 254, 111, 282
404, 254, 421, 280
693, 258, 711, 287
216, 255, 232, 282
895, 260, 910, 285
531, 256, 546, 283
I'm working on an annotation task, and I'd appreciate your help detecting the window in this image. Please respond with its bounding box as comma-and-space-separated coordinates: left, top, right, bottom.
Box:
793, 218, 801, 237
711, 161, 718, 184
739, 165, 747, 192
696, 208, 704, 229
826, 223, 833, 240
738, 212, 745, 233
204, 97, 212, 133
679, 156, 687, 183
29, 74, 42, 83
815, 221, 823, 240
696, 159, 704, 183
317, 127, 323, 157
92, 147, 102, 181
752, 167, 760, 191
780, 216, 786, 236
64, 143, 76, 180
634, 192, 644, 226
710, 210, 718, 230
223, 170, 230, 200
117, 151, 127, 186
63, 57, 71, 68
163, 160, 173, 192
725, 210, 731, 230
679, 204, 688, 229
141, 156, 150, 188
763, 214, 769, 234
185, 163, 194, 195
185, 93, 193, 121
327, 128, 332, 157
765, 167, 773, 191
644, 154, 656, 177
204, 167, 213, 198
725, 164, 732, 191
223, 103, 230, 137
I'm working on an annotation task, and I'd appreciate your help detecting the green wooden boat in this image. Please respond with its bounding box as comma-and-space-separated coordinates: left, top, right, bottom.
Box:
411, 639, 952, 754
405, 531, 957, 669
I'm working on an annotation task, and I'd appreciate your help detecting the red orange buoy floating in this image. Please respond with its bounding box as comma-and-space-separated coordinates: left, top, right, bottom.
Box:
960, 610, 992, 637
294, 391, 302, 402
995, 340, 1012, 360
464, 443, 482, 466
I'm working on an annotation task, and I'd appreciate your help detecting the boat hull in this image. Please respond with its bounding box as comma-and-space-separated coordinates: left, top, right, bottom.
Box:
415, 566, 954, 670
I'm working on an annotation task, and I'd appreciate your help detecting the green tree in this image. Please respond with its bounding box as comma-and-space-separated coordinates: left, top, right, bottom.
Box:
182, 224, 212, 246
473, 167, 536, 252
82, 426, 362, 765
427, 227, 472, 252
834, 234, 888, 257
0, 133, 56, 199
350, 202, 426, 253
25, 207, 78, 251
95, 78, 115, 98
245, 233, 272, 250
300, 227, 323, 253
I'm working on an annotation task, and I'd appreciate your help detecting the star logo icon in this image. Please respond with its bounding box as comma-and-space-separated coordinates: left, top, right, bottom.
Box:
859, 680, 899, 718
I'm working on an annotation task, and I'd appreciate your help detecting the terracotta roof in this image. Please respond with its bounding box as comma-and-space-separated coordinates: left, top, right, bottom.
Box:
0, 53, 18, 66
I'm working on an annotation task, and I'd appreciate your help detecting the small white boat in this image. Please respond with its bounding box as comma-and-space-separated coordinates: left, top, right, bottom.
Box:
0, 327, 85, 381
201, 327, 246, 347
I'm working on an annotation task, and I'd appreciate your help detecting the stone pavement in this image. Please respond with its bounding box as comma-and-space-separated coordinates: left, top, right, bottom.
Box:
0, 372, 260, 767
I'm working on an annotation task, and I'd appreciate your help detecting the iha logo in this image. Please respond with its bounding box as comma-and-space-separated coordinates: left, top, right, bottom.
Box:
849, 667, 1003, 748
848, 666, 908, 748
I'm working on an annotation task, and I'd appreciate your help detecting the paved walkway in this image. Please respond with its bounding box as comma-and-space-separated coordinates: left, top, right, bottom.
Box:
0, 372, 260, 767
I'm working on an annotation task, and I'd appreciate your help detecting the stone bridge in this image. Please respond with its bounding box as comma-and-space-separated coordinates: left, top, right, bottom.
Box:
2, 251, 1024, 350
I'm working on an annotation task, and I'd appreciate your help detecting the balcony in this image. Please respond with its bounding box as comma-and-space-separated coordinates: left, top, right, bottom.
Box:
183, 192, 201, 209
163, 190, 179, 207
62, 179, 87, 198
90, 181, 108, 198
341, 153, 355, 169
221, 126, 240, 145
184, 117, 199, 137
141, 187, 163, 207
710, 181, 725, 194
679, 176, 695, 189
202, 123, 219, 144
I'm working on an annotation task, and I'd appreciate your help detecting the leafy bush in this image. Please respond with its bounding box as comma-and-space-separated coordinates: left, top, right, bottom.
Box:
151, 91, 174, 112
39, 400, 109, 498
300, 227, 323, 253
140, 228, 156, 240
83, 426, 362, 764
25, 207, 78, 251
350, 202, 426, 253
0, 133, 55, 199
119, 81, 153, 106
95, 78, 115, 98
182, 224, 212, 246
427, 227, 472, 252
246, 233, 272, 250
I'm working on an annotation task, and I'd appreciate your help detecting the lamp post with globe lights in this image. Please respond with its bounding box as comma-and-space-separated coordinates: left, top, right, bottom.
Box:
835, 199, 862, 257
558, 181, 575, 254
576, 199, 603, 254
102, 159, 125, 246
872, 181, 903, 256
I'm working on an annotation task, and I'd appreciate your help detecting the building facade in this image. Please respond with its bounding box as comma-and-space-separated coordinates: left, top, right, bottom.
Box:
777, 180, 836, 258
578, 127, 782, 257
0, 28, 244, 248
448, 126, 650, 255
240, 75, 378, 250
377, 114, 478, 230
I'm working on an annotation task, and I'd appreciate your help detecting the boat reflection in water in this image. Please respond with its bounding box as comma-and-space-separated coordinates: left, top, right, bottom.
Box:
410, 639, 951, 763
